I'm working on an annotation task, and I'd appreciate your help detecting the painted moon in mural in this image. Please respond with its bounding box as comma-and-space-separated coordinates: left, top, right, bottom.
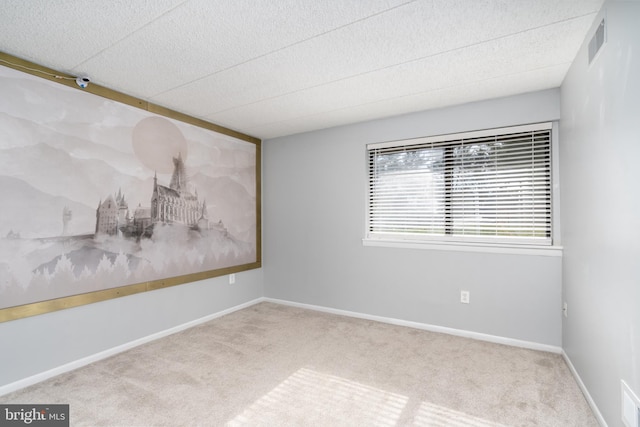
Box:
132, 116, 188, 174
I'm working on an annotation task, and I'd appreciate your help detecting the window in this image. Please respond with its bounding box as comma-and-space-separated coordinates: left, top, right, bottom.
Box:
366, 123, 553, 247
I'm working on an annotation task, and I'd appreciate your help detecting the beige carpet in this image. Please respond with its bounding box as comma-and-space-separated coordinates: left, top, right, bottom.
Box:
2, 302, 597, 426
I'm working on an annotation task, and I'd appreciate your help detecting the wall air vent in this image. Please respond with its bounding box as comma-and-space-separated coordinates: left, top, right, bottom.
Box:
588, 19, 606, 64
622, 380, 640, 427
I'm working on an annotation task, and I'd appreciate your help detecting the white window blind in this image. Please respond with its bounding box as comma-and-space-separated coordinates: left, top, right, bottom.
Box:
367, 123, 552, 246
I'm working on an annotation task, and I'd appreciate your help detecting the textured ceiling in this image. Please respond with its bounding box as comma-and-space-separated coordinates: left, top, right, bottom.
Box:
0, 0, 604, 140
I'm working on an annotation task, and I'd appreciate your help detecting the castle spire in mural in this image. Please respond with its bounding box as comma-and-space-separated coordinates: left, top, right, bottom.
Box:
169, 152, 187, 192
149, 153, 201, 227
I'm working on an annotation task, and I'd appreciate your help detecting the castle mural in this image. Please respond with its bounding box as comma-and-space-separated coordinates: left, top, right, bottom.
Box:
95, 153, 223, 239
0, 64, 258, 312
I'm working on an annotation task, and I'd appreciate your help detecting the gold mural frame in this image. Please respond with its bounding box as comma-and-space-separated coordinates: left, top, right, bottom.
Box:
0, 51, 261, 323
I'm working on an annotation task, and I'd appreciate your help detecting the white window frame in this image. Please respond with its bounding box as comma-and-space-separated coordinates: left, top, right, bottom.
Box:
363, 122, 562, 257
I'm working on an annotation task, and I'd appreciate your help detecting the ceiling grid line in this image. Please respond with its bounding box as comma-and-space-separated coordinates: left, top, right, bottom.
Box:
149, 0, 420, 99
71, 0, 192, 71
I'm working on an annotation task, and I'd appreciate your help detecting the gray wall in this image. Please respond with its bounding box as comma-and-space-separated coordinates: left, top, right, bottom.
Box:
560, 1, 640, 425
0, 269, 263, 388
263, 89, 563, 346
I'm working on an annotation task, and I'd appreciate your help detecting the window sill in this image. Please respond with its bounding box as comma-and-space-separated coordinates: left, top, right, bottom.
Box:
362, 238, 563, 257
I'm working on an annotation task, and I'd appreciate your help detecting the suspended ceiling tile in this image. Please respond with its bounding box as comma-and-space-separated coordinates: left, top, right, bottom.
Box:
73, 0, 410, 98
204, 26, 582, 135
0, 0, 605, 139
241, 64, 568, 139
0, 0, 185, 71
152, 0, 600, 117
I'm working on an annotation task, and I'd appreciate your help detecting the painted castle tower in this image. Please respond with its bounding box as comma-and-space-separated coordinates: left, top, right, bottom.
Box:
151, 153, 207, 227
95, 189, 130, 235
95, 195, 118, 235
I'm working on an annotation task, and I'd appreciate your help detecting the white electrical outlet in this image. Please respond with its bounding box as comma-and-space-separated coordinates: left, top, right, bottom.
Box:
229, 274, 236, 284
460, 290, 470, 304
563, 302, 568, 318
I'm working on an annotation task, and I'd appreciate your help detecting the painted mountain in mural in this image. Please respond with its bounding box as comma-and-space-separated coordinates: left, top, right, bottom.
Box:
0, 175, 95, 238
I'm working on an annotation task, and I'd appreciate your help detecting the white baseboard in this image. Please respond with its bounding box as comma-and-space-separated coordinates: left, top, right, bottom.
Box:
0, 297, 265, 397
562, 350, 608, 427
264, 297, 562, 354
1, 296, 566, 397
